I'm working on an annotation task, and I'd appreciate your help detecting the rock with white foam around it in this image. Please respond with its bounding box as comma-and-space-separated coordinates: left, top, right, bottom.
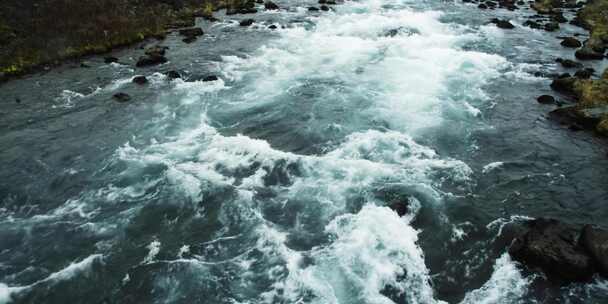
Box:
508, 218, 608, 283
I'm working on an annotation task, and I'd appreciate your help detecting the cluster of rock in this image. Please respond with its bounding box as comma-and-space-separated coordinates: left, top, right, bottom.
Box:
105, 0, 345, 102
475, 0, 608, 136
508, 218, 608, 283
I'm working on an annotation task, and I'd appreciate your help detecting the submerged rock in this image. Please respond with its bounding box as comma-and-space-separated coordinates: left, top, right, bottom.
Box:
491, 18, 515, 29
202, 75, 219, 82
264, 1, 279, 10
561, 37, 582, 48
132, 75, 148, 85
557, 58, 583, 69
575, 47, 605, 60
580, 225, 608, 276
113, 92, 131, 102
136, 54, 167, 67
240, 19, 255, 26
508, 218, 595, 283
537, 95, 555, 104
104, 56, 119, 64
550, 76, 577, 95
178, 27, 204, 38
164, 70, 181, 79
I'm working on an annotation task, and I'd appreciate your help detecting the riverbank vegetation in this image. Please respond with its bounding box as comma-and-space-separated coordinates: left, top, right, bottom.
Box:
0, 0, 254, 80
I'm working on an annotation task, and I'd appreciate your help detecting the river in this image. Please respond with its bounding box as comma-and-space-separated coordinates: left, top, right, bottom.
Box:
1, 0, 608, 303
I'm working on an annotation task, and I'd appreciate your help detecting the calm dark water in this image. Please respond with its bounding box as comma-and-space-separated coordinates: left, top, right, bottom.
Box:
1, 0, 608, 303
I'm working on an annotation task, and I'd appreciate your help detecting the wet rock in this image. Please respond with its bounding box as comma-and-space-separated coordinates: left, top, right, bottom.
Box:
575, 47, 605, 60
240, 19, 255, 26
132, 75, 148, 85
203, 75, 219, 82
509, 218, 595, 283
164, 70, 181, 79
388, 198, 412, 217
308, 6, 320, 11
182, 36, 197, 44
491, 18, 515, 29
550, 76, 577, 95
523, 20, 542, 29
557, 58, 583, 69
574, 68, 594, 79
104, 56, 119, 64
552, 13, 567, 23
226, 0, 257, 15
478, 3, 488, 8
320, 5, 330, 11
268, 24, 278, 30
136, 54, 168, 67
145, 45, 168, 57
178, 27, 204, 38
264, 1, 279, 10
537, 94, 556, 104
549, 106, 606, 131
113, 92, 131, 102
544, 22, 559, 32
580, 225, 608, 276
561, 37, 582, 48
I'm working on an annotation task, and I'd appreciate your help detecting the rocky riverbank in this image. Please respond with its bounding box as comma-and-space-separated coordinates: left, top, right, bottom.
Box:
0, 0, 264, 81
475, 0, 608, 136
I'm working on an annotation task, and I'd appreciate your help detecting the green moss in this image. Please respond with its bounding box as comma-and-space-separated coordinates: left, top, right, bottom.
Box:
598, 119, 608, 135
0, 0, 222, 80
531, 0, 561, 13
577, 0, 608, 51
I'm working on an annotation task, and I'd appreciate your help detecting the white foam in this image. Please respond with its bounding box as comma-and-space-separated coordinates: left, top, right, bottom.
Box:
482, 161, 504, 174
46, 254, 103, 282
460, 254, 531, 304
143, 240, 161, 264
271, 204, 443, 303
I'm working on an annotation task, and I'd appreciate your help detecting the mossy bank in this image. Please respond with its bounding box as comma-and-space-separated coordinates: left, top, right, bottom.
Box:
0, 0, 256, 81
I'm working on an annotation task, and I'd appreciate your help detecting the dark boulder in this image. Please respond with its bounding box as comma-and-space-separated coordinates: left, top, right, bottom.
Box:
491, 18, 515, 29
264, 1, 279, 10
557, 58, 583, 69
113, 93, 131, 102
561, 37, 582, 48
537, 95, 555, 104
574, 68, 594, 79
178, 27, 204, 37
182, 36, 197, 44
164, 70, 181, 79
136, 54, 168, 67
240, 19, 255, 26
575, 47, 605, 60
132, 75, 148, 85
478, 3, 488, 8
580, 225, 608, 276
508, 218, 595, 283
523, 20, 542, 29
268, 24, 278, 30
202, 75, 219, 82
320, 5, 330, 11
308, 6, 320, 11
145, 45, 168, 57
550, 76, 577, 95
544, 22, 559, 32
104, 56, 119, 64
388, 198, 412, 217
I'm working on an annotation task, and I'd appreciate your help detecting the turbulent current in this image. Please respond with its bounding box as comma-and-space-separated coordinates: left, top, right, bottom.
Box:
1, 0, 608, 303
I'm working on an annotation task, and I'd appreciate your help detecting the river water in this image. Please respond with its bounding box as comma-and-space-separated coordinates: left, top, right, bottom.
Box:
1, 0, 608, 303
